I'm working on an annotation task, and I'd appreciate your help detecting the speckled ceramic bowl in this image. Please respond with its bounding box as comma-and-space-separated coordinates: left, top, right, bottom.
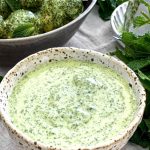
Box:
0, 0, 96, 66
0, 47, 146, 150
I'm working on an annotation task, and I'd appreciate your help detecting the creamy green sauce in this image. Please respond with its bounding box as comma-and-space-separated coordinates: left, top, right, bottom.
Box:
8, 60, 137, 148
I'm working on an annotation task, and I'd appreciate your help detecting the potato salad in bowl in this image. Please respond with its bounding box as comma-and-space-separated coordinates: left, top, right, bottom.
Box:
0, 0, 84, 38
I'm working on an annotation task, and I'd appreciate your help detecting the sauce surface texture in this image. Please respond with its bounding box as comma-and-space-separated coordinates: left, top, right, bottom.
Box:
8, 60, 137, 148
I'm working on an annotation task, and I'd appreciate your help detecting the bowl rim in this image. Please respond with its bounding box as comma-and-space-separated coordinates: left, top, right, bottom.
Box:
0, 47, 146, 149
0, 0, 97, 42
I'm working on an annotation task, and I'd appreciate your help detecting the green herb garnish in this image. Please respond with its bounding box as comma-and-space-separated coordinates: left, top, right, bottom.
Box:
133, 0, 150, 27
122, 32, 150, 58
12, 23, 35, 38
127, 58, 150, 71
97, 0, 127, 20
112, 32, 150, 148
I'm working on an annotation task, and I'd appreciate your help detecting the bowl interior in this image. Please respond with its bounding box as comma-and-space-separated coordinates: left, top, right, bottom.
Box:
0, 47, 146, 149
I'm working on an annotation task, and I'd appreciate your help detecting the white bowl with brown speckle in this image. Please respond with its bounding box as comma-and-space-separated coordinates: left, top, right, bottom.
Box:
0, 47, 146, 150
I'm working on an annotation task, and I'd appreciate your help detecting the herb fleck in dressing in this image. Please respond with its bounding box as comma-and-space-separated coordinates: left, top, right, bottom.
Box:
8, 60, 137, 148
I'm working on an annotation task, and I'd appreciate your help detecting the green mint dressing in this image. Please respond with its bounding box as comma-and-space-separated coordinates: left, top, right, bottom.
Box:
8, 60, 137, 148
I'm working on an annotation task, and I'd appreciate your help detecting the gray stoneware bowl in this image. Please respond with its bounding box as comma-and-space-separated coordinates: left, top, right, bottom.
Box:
0, 0, 96, 66
0, 47, 146, 150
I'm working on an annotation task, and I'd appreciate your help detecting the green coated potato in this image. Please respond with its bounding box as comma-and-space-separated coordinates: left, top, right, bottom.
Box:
5, 10, 39, 38
39, 0, 83, 32
20, 0, 43, 9
65, 0, 84, 19
0, 0, 84, 38
38, 0, 53, 32
0, 15, 3, 34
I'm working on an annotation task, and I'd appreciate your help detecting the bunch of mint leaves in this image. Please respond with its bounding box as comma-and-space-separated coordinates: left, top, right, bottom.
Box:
112, 32, 150, 148
111, 0, 150, 147
97, 0, 127, 20
133, 0, 150, 28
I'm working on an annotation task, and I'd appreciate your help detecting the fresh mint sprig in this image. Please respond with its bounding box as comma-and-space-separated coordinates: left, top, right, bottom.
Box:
133, 0, 150, 27
112, 32, 150, 148
12, 23, 35, 38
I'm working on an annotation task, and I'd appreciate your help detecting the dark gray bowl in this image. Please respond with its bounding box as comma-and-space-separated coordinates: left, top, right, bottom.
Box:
0, 0, 96, 66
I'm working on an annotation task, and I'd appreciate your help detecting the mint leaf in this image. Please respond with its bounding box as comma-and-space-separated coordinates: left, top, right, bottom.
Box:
97, 0, 127, 20
130, 130, 142, 145
130, 123, 150, 148
145, 102, 150, 118
0, 0, 11, 18
5, 0, 21, 11
110, 49, 131, 63
97, 1, 114, 20
144, 119, 150, 131
0, 76, 3, 82
133, 16, 149, 28
12, 23, 35, 38
138, 70, 150, 91
97, 0, 118, 20
127, 58, 150, 71
138, 140, 150, 148
140, 0, 150, 13
144, 91, 150, 118
138, 70, 150, 81
133, 0, 150, 28
130, 122, 150, 148
122, 32, 150, 58
139, 120, 148, 132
